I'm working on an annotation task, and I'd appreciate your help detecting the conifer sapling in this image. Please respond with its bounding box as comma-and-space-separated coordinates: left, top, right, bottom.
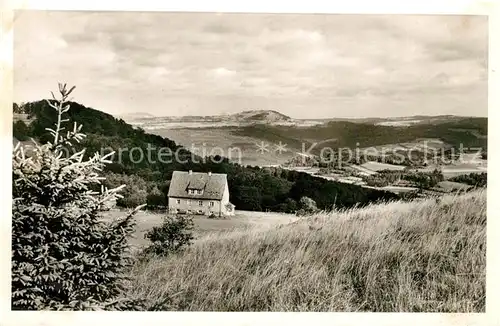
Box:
12, 83, 145, 310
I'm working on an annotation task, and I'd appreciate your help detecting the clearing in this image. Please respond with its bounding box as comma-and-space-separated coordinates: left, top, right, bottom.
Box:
103, 209, 298, 249
360, 161, 406, 172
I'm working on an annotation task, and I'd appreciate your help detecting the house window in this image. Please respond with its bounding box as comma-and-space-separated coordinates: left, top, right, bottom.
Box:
210, 201, 214, 207
199, 200, 203, 206
188, 189, 202, 195
176, 199, 180, 204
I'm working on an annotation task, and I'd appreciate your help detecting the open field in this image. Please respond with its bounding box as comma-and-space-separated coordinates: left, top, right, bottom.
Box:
417, 163, 487, 179
441, 168, 488, 179
103, 209, 298, 249
349, 164, 379, 176
360, 161, 406, 172
152, 127, 296, 166
125, 190, 486, 312
380, 185, 419, 193
375, 119, 423, 127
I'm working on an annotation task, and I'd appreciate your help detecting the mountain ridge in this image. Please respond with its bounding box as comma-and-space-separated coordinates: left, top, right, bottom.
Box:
229, 109, 292, 122
122, 109, 483, 125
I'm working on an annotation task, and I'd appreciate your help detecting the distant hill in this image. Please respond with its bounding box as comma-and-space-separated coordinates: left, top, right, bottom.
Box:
119, 112, 156, 120
229, 110, 292, 123
314, 115, 476, 125
123, 109, 296, 128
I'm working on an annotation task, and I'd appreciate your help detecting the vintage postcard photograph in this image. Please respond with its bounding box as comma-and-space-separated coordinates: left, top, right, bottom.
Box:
4, 3, 496, 322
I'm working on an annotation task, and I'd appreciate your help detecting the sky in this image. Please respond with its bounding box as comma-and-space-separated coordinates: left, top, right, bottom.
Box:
14, 11, 488, 118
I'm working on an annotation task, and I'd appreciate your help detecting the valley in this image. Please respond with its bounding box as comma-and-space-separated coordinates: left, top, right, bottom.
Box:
126, 110, 487, 197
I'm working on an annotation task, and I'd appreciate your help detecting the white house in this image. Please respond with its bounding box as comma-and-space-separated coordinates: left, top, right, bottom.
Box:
167, 170, 235, 216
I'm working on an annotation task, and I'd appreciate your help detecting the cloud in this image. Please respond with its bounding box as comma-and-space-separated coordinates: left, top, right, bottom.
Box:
13, 11, 488, 118
212, 67, 237, 77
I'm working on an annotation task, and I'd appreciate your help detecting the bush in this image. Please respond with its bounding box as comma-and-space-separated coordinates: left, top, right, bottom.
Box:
13, 102, 21, 113
11, 84, 145, 310
103, 173, 148, 208
278, 198, 298, 214
450, 172, 487, 188
13, 120, 30, 141
296, 196, 318, 216
143, 215, 195, 257
119, 188, 148, 208
146, 186, 167, 209
362, 169, 444, 189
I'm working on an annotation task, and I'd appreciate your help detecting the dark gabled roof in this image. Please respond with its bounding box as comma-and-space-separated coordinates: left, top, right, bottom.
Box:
168, 171, 227, 200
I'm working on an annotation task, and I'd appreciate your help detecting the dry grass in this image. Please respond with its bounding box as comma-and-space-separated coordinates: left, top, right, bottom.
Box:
125, 190, 486, 312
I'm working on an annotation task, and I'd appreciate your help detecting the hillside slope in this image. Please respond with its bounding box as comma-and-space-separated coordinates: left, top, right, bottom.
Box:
126, 189, 486, 312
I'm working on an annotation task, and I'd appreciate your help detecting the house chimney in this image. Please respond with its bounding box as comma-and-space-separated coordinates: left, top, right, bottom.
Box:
189, 170, 193, 175
208, 171, 212, 176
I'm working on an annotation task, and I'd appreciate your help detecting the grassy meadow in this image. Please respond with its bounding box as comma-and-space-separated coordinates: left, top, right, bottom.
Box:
124, 189, 486, 312
103, 210, 299, 249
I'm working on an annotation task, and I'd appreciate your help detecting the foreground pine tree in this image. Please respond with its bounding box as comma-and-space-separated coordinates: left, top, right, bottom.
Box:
12, 84, 145, 310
